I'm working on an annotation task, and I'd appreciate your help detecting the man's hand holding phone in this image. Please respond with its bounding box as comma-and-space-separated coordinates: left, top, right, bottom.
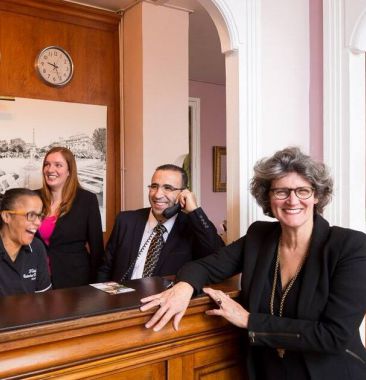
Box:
178, 189, 198, 213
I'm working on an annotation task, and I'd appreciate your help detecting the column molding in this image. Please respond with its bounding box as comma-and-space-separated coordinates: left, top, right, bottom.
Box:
323, 0, 366, 232
224, 0, 261, 241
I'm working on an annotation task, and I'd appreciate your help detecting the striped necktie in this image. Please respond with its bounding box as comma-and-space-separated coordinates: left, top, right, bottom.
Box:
142, 223, 167, 277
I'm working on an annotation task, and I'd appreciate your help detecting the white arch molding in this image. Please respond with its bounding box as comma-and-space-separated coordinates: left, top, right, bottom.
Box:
197, 0, 262, 242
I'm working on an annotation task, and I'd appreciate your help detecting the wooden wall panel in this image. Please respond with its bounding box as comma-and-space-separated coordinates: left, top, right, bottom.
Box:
0, 278, 247, 379
0, 0, 121, 238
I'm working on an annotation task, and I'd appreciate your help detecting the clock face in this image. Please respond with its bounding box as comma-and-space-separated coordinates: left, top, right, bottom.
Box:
35, 46, 74, 87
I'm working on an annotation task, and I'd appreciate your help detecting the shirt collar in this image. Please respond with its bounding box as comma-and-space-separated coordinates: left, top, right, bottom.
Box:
147, 209, 178, 234
0, 236, 31, 258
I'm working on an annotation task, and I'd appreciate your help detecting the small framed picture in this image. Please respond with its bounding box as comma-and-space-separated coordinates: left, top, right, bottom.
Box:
213, 146, 226, 192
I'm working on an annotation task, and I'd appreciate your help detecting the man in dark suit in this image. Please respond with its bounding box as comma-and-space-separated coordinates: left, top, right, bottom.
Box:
98, 164, 224, 282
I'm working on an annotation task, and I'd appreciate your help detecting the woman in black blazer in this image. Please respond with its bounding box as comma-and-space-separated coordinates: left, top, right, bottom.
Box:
140, 147, 366, 380
37, 147, 104, 289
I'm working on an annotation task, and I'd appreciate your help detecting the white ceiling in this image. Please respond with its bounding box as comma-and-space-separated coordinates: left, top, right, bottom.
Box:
67, 0, 225, 85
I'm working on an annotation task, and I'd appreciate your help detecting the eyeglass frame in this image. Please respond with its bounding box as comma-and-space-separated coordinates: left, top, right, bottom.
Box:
147, 184, 186, 193
2, 210, 45, 222
269, 186, 315, 200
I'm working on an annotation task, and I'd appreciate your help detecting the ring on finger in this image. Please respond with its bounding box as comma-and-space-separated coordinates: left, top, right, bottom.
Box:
216, 298, 222, 307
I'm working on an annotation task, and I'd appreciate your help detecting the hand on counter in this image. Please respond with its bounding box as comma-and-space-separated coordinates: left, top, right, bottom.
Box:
140, 281, 194, 331
203, 287, 249, 329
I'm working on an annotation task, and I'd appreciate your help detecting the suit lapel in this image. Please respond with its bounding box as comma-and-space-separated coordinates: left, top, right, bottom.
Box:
248, 227, 281, 312
130, 209, 151, 265
296, 214, 330, 317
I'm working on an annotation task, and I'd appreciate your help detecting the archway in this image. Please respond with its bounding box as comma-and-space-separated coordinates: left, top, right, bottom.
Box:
196, 0, 262, 242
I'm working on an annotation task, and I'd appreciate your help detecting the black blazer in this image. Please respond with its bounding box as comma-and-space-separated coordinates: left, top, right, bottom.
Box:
37, 188, 104, 289
97, 207, 224, 282
177, 214, 366, 380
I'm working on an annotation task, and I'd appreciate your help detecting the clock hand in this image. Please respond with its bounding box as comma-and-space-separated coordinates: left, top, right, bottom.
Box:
47, 62, 59, 70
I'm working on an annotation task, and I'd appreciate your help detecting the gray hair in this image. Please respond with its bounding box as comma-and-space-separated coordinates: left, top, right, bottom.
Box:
250, 147, 333, 217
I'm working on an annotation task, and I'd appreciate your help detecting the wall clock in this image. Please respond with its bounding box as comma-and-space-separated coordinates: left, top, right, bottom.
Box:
35, 46, 74, 87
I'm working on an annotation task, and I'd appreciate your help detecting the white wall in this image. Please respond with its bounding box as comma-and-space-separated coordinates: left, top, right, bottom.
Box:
261, 0, 310, 158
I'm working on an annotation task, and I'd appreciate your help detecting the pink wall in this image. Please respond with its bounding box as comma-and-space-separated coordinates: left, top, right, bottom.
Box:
189, 80, 226, 232
309, 0, 323, 160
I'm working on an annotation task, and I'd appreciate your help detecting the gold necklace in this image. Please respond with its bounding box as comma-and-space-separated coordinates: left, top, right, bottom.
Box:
269, 239, 308, 358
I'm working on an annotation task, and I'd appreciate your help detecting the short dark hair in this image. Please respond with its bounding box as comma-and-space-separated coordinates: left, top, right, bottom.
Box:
0, 188, 42, 228
250, 147, 333, 217
155, 164, 188, 188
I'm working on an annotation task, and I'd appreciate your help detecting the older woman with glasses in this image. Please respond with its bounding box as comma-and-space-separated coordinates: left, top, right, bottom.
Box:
0, 188, 51, 296
141, 147, 366, 380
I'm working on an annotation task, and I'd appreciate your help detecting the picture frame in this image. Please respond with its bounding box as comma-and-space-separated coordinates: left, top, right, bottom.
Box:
213, 146, 226, 192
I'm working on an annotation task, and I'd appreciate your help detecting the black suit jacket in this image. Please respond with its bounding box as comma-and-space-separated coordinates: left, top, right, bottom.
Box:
97, 207, 224, 282
177, 214, 366, 380
37, 188, 104, 289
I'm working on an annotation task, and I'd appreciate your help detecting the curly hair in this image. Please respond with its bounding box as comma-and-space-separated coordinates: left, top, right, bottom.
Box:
250, 147, 333, 217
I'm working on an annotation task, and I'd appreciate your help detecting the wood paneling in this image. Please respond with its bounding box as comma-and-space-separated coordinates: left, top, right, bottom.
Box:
0, 276, 248, 379
0, 0, 121, 238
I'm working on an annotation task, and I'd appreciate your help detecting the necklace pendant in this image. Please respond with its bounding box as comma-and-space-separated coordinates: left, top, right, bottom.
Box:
277, 348, 286, 358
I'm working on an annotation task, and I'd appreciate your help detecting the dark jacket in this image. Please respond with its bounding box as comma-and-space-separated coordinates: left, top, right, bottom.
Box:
97, 207, 224, 282
177, 214, 366, 380
37, 188, 104, 289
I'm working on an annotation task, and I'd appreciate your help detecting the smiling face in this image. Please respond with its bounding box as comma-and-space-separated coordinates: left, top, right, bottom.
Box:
148, 170, 183, 222
270, 172, 318, 232
1, 195, 43, 247
43, 151, 70, 191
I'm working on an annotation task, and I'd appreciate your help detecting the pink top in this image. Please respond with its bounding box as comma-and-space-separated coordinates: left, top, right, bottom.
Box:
38, 215, 57, 246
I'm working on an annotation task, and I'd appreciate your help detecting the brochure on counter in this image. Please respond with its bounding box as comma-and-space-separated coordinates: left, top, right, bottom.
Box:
90, 281, 135, 295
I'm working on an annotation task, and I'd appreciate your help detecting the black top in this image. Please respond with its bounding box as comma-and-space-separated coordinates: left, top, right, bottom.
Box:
176, 215, 366, 380
252, 250, 310, 380
37, 188, 104, 289
0, 237, 51, 297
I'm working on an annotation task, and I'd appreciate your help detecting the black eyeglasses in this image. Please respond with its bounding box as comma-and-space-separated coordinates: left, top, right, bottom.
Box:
148, 184, 185, 194
3, 210, 45, 222
270, 187, 315, 200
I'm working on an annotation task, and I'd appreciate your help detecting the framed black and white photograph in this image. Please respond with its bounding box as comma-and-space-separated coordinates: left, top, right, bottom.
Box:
0, 97, 107, 230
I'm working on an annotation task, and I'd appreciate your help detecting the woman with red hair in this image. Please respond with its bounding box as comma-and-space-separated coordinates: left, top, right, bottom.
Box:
38, 147, 104, 289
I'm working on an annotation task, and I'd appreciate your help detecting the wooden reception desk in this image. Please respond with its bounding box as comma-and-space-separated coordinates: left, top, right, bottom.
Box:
0, 276, 247, 379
